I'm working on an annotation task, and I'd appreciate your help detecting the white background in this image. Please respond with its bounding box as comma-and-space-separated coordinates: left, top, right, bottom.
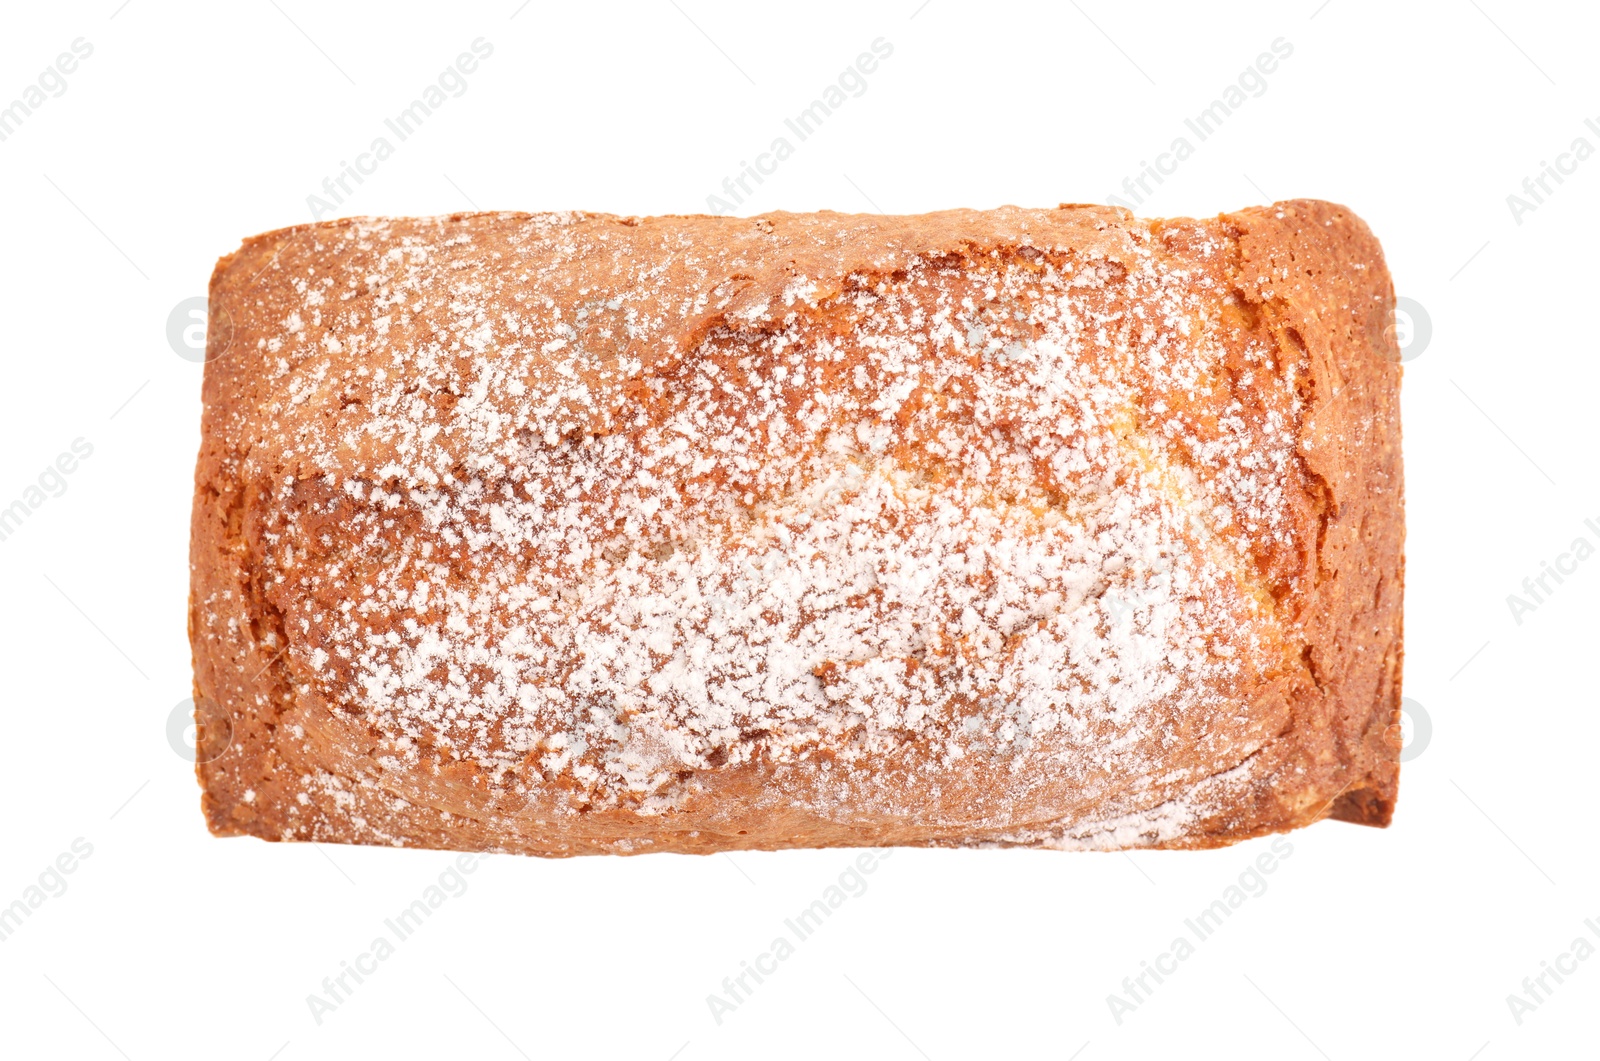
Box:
0, 2, 1595, 1057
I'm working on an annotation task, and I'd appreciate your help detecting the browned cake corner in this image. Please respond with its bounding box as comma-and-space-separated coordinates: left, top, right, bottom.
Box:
189, 199, 1403, 856
1221, 201, 1405, 834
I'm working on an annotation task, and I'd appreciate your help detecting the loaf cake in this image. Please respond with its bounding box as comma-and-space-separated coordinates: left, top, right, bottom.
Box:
189, 199, 1404, 856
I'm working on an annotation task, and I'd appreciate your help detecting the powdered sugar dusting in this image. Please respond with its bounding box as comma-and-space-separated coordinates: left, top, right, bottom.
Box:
210, 208, 1320, 845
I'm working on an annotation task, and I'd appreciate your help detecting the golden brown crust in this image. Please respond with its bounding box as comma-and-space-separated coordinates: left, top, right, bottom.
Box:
1226, 201, 1405, 829
190, 200, 1403, 856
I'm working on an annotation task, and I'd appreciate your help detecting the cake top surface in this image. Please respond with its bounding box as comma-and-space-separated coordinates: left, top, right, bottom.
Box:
196, 201, 1397, 841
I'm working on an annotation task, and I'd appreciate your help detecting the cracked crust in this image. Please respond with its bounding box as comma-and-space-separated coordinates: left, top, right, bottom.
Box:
189, 199, 1403, 856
